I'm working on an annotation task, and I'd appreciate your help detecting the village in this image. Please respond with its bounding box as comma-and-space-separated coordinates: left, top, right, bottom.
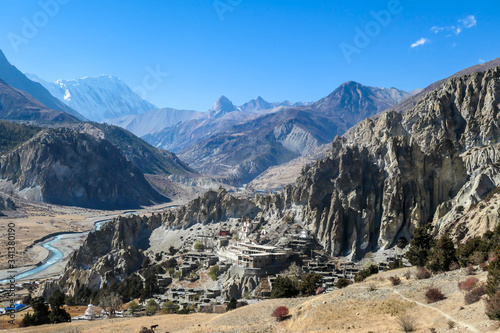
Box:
126, 216, 410, 316
0, 216, 409, 322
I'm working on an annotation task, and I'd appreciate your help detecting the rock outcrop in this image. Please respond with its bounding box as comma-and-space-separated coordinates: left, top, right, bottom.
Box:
256, 66, 500, 258
57, 214, 164, 295
54, 65, 500, 299
55, 188, 258, 296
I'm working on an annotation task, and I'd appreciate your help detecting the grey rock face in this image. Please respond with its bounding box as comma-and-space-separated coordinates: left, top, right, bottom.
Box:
57, 189, 258, 296
0, 129, 167, 209
257, 67, 500, 258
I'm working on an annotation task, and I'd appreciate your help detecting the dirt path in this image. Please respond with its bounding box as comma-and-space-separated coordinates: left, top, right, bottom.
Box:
387, 288, 480, 333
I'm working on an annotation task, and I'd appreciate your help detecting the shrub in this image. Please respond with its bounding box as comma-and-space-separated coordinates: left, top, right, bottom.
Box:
485, 291, 500, 320
390, 276, 401, 286
387, 258, 404, 270
415, 268, 431, 280
194, 242, 205, 252
425, 288, 445, 303
208, 265, 220, 281
145, 299, 158, 315
355, 264, 379, 282
226, 297, 237, 311
480, 262, 489, 271
271, 276, 299, 298
298, 273, 323, 296
161, 301, 179, 313
487, 257, 500, 297
447, 321, 455, 329
128, 300, 140, 314
403, 270, 412, 280
271, 306, 289, 321
458, 277, 478, 291
397, 314, 416, 332
465, 284, 486, 305
336, 278, 351, 289
139, 328, 154, 333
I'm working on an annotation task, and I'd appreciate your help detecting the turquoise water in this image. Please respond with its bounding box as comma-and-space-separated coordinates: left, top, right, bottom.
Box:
0, 235, 65, 284
0, 216, 124, 284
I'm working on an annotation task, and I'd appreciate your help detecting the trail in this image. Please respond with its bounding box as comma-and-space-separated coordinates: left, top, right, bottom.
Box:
387, 287, 479, 333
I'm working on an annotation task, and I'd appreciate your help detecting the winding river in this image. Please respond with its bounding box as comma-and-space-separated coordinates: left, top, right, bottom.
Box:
0, 218, 113, 284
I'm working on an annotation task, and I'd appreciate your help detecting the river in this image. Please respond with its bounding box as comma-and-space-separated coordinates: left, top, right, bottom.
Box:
0, 218, 113, 284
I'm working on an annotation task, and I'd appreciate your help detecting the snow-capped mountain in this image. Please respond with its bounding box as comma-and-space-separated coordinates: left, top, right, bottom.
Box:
239, 96, 312, 113
26, 74, 157, 122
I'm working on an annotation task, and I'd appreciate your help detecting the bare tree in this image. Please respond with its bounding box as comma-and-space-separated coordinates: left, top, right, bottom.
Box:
99, 292, 123, 317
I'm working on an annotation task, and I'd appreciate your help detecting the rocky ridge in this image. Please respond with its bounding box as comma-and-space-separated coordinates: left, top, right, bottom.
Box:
255, 66, 500, 258
51, 188, 258, 296
0, 128, 167, 209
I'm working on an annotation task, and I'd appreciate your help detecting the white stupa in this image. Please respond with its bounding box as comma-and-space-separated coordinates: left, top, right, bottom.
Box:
83, 303, 97, 320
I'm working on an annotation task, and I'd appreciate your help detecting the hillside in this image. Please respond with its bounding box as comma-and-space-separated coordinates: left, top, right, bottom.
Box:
16, 267, 496, 332
78, 122, 195, 176
0, 127, 168, 209
0, 50, 84, 120
0, 79, 79, 123
389, 56, 500, 114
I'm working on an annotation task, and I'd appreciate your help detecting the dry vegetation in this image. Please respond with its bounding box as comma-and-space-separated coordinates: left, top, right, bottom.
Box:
10, 266, 500, 332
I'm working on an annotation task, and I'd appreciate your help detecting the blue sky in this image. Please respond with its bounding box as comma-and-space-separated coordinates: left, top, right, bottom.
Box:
0, 0, 499, 111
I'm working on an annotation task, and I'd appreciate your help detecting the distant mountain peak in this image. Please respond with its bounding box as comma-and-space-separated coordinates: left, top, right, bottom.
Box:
211, 96, 237, 116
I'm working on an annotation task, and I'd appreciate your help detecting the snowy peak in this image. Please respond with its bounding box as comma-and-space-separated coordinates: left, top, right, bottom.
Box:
27, 74, 157, 122
210, 96, 237, 117
239, 96, 273, 112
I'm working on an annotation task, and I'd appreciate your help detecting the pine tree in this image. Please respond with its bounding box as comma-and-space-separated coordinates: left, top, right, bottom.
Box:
487, 256, 500, 297
427, 233, 457, 272
226, 297, 237, 311
406, 224, 435, 267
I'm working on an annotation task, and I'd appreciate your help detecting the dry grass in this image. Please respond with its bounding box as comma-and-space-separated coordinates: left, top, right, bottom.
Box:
10, 267, 499, 332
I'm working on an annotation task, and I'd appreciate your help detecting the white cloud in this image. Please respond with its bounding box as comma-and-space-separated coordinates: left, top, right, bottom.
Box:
479, 59, 486, 64
431, 26, 444, 33
411, 38, 430, 48
460, 15, 477, 28
430, 15, 477, 36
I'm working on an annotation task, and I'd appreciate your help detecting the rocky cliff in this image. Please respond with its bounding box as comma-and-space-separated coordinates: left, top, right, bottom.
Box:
54, 188, 258, 296
57, 213, 165, 294
0, 128, 167, 209
255, 66, 500, 258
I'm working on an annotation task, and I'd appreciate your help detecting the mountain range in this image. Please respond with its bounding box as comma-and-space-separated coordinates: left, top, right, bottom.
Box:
27, 74, 158, 122
0, 50, 199, 208
144, 83, 412, 184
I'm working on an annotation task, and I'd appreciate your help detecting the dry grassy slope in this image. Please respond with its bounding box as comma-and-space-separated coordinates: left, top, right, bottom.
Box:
12, 267, 498, 333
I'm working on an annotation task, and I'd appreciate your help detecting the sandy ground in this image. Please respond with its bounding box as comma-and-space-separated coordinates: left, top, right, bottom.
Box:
5, 266, 499, 333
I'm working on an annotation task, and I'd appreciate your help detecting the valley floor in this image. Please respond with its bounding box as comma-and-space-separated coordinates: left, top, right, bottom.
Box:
0, 198, 190, 283
7, 267, 498, 332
